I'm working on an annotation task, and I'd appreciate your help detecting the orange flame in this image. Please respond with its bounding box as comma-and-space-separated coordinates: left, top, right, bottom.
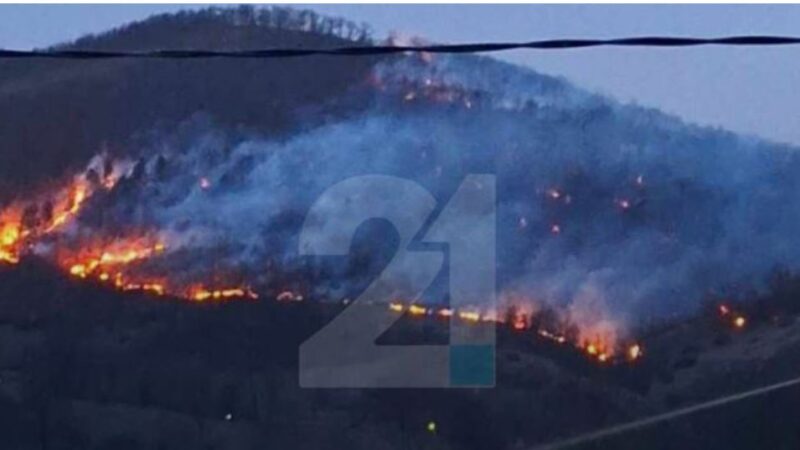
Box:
190, 286, 258, 302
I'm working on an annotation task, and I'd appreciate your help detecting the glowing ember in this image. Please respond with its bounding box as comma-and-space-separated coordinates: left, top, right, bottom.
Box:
199, 177, 211, 190
550, 224, 561, 235
627, 344, 643, 361
511, 313, 528, 331
408, 304, 427, 316
582, 340, 614, 361
0, 251, 20, 264
538, 329, 567, 344
437, 308, 453, 318
458, 311, 481, 323
426, 421, 437, 433
1, 224, 19, 247
191, 286, 258, 302
0, 224, 20, 264
547, 188, 562, 200
276, 291, 303, 302
389, 302, 405, 313
123, 283, 165, 296
718, 304, 747, 330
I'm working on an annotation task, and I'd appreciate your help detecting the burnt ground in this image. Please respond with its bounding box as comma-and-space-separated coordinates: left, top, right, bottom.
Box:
0, 259, 800, 450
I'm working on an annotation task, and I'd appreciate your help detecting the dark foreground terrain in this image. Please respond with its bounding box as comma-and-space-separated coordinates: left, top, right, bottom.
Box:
1, 260, 800, 450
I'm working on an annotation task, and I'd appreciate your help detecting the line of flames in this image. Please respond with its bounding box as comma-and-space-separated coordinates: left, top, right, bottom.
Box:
387, 300, 643, 364
62, 239, 259, 302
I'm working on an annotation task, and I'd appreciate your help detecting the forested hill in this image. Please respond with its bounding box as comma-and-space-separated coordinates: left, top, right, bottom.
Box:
0, 6, 380, 195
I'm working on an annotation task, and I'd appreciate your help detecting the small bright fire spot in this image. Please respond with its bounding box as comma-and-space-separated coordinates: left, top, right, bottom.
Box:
627, 344, 642, 361
734, 316, 747, 329
199, 177, 211, 190
426, 421, 437, 433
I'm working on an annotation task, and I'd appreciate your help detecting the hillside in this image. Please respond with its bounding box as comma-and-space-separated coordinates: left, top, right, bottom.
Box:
0, 6, 379, 196
4, 7, 800, 450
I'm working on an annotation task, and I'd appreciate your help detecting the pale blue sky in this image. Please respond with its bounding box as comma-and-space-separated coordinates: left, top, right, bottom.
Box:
1, 4, 799, 145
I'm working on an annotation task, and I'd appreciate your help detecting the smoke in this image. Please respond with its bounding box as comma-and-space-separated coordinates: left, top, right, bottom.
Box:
37, 53, 800, 336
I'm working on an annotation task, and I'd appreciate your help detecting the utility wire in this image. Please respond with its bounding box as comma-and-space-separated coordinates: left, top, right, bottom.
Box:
531, 374, 800, 450
2, 35, 800, 59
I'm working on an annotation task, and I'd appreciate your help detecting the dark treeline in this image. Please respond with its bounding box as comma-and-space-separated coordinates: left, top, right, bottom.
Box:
61, 5, 374, 51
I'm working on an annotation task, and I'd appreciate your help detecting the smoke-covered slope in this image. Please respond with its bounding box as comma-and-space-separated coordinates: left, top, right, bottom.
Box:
3, 7, 800, 346
74, 52, 800, 337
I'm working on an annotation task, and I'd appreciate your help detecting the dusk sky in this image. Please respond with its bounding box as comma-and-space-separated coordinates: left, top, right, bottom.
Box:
1, 4, 799, 145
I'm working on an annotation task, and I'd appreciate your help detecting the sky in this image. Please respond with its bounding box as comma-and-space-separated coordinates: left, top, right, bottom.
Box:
1, 4, 799, 145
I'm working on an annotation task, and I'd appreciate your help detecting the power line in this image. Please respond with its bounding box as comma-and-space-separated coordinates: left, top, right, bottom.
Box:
531, 374, 800, 450
2, 35, 800, 59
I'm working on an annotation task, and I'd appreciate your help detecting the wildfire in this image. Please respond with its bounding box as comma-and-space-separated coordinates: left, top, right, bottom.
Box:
627, 343, 643, 361
510, 311, 528, 331
64, 241, 166, 280
0, 154, 132, 268
122, 282, 166, 296
581, 341, 612, 363
190, 286, 258, 302
0, 152, 654, 366
386, 299, 641, 364
408, 304, 428, 316
45, 183, 88, 233
718, 303, 747, 330
0, 223, 21, 264
0, 154, 263, 304
538, 329, 567, 344
458, 310, 481, 323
